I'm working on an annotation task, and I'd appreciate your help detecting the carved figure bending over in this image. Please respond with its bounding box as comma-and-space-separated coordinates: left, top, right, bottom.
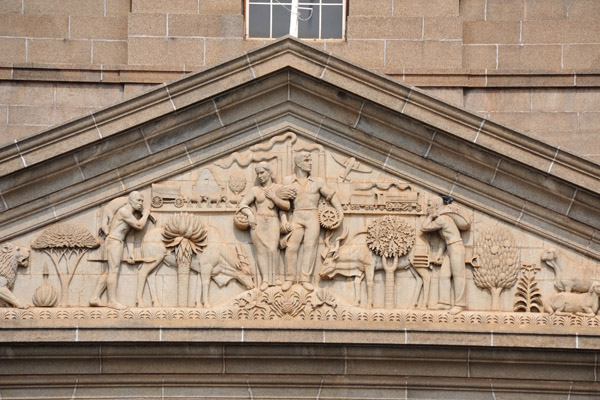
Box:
0, 243, 30, 308
90, 191, 151, 309
280, 151, 344, 292
237, 162, 290, 291
421, 195, 470, 315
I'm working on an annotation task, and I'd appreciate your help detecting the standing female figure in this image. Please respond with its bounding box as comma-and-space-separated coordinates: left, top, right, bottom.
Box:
237, 162, 290, 290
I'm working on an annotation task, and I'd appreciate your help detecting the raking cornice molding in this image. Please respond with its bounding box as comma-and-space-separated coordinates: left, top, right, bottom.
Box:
0, 37, 598, 258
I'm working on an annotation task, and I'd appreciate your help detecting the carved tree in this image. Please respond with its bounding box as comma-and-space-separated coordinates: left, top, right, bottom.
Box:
162, 213, 208, 307
513, 263, 543, 313
473, 226, 520, 311
366, 216, 415, 308
31, 223, 99, 306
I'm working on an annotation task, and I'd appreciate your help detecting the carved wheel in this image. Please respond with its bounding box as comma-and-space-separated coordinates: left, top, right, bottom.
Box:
318, 203, 341, 230
151, 196, 163, 208
174, 197, 185, 208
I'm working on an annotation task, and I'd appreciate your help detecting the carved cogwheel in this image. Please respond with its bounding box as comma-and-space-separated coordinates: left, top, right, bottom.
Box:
318, 202, 341, 230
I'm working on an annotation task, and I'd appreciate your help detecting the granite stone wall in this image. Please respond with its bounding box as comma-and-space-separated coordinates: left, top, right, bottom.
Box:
1, 0, 599, 163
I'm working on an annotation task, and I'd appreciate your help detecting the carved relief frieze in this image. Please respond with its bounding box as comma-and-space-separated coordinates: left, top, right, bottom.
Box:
1, 132, 600, 332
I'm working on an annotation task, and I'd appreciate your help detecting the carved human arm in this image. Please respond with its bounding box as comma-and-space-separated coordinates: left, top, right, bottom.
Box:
264, 188, 290, 211
122, 207, 151, 231
238, 190, 257, 228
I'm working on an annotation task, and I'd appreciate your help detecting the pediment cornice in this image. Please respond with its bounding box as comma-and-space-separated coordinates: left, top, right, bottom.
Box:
0, 37, 598, 259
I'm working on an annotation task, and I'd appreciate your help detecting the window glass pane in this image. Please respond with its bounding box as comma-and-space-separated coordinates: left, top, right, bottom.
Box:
273, 5, 292, 37
298, 5, 319, 38
321, 5, 342, 38
299, 0, 319, 4
323, 0, 343, 3
249, 4, 271, 38
249, 0, 269, 3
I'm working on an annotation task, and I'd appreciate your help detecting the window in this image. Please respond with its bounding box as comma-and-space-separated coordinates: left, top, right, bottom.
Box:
246, 0, 346, 40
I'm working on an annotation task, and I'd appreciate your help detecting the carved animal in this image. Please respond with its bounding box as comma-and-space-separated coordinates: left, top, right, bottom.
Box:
137, 226, 255, 307
0, 243, 30, 308
541, 247, 599, 293
545, 281, 600, 316
320, 231, 429, 309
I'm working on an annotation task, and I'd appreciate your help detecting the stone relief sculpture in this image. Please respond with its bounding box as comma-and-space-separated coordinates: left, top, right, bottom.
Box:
472, 226, 520, 311
421, 196, 471, 315
545, 282, 600, 316
0, 243, 30, 308
4, 133, 600, 327
366, 216, 415, 308
31, 223, 99, 306
513, 264, 543, 313
137, 222, 255, 308
279, 151, 344, 292
89, 191, 151, 309
541, 247, 599, 293
32, 264, 58, 307
162, 213, 208, 306
236, 162, 291, 291
330, 154, 372, 182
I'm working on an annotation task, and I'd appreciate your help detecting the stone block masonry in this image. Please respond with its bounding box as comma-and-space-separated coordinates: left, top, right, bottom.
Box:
0, 0, 598, 164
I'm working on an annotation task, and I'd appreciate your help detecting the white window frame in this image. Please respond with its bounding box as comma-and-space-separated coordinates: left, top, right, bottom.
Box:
245, 0, 347, 41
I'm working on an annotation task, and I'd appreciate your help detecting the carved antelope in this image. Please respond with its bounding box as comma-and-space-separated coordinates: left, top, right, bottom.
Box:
136, 226, 255, 308
319, 230, 430, 309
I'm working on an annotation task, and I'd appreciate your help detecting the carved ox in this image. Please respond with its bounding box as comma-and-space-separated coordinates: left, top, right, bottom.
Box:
541, 247, 599, 293
545, 281, 600, 316
136, 227, 255, 307
319, 230, 430, 309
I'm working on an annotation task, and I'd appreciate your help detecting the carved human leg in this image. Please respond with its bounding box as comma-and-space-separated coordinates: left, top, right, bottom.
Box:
299, 214, 321, 291
105, 237, 127, 310
283, 224, 305, 290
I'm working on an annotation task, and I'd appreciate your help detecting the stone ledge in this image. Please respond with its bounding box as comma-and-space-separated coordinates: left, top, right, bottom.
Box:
1, 308, 599, 349
2, 63, 600, 87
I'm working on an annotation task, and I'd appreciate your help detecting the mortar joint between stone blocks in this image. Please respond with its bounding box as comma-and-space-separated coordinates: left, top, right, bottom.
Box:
245, 53, 256, 78
184, 144, 193, 165
13, 139, 27, 167
548, 146, 560, 173
473, 119, 486, 143
90, 112, 103, 139
319, 52, 332, 79
164, 84, 177, 111
423, 131, 436, 159
353, 102, 365, 129
254, 117, 263, 138
401, 87, 412, 114
566, 188, 578, 216
213, 99, 224, 127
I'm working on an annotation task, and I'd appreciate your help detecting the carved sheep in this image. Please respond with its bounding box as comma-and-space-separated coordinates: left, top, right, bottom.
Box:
545, 282, 600, 316
541, 247, 599, 293
0, 243, 30, 308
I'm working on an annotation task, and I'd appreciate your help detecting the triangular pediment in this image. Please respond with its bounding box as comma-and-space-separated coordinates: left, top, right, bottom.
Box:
1, 37, 597, 260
